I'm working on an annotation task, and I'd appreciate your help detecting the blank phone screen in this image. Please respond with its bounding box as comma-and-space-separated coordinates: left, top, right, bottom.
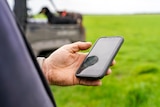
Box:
76, 37, 123, 78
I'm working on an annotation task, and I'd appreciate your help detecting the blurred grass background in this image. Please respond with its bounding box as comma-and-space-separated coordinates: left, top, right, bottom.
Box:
50, 14, 160, 107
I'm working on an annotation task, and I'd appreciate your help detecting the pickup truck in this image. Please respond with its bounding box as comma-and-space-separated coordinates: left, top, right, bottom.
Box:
11, 0, 85, 57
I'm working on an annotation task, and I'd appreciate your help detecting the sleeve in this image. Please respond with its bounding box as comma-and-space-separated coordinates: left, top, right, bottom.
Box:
37, 57, 45, 69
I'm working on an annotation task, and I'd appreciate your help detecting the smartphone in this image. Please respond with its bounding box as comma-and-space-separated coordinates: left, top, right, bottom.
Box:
75, 36, 124, 80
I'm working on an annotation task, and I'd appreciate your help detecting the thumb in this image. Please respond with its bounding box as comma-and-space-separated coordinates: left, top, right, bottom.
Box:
70, 41, 92, 53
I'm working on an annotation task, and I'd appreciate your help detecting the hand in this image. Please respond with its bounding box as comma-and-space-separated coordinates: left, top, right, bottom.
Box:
42, 42, 115, 86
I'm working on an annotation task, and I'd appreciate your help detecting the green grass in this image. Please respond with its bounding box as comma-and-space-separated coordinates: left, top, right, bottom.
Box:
50, 14, 160, 107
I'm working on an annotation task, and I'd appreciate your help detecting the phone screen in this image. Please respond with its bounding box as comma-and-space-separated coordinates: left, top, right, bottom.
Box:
76, 36, 124, 79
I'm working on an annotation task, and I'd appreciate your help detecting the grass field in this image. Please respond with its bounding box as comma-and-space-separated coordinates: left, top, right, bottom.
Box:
50, 14, 160, 107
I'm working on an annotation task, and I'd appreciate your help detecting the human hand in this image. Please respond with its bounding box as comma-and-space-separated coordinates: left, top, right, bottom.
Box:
42, 42, 115, 86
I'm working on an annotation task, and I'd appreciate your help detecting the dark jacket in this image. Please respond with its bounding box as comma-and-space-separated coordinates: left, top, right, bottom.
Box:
0, 1, 56, 107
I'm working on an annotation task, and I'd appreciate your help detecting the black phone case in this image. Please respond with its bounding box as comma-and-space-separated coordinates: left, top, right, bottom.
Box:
76, 36, 124, 80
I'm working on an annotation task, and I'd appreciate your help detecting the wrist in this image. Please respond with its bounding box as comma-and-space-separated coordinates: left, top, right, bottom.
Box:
37, 57, 45, 69
37, 57, 51, 84
37, 57, 48, 77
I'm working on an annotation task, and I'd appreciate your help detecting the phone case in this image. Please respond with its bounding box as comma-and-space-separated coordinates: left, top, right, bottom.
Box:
76, 36, 124, 80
